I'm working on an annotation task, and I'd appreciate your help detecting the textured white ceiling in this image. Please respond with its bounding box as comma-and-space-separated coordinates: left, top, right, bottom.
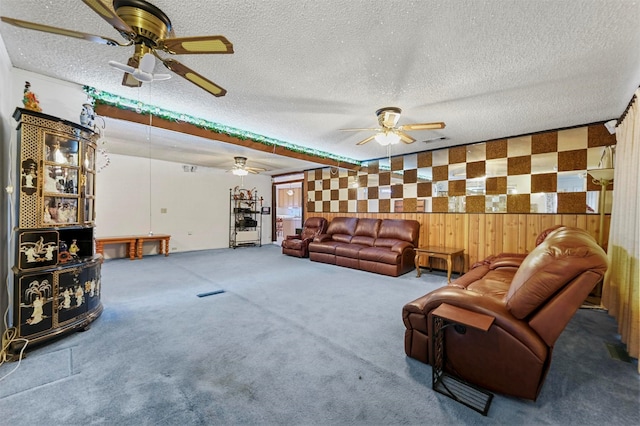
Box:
1, 0, 639, 174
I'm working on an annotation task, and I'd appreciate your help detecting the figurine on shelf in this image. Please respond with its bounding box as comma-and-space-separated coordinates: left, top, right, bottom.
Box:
80, 99, 95, 128
22, 81, 42, 112
69, 239, 80, 258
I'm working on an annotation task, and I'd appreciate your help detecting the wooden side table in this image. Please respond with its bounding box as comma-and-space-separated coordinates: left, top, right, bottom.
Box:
414, 246, 465, 283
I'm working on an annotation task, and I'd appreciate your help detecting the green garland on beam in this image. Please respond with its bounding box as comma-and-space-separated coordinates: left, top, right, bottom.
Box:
84, 86, 361, 167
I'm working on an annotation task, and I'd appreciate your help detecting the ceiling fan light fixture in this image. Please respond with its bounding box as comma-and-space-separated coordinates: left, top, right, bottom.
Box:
375, 132, 401, 146
232, 168, 249, 176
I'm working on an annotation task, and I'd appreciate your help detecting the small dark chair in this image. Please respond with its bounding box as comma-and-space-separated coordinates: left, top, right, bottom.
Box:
282, 217, 328, 258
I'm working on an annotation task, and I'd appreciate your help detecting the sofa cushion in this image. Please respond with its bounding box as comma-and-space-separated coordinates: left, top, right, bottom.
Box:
335, 244, 369, 259
308, 240, 344, 254
358, 246, 401, 265
506, 227, 608, 319
451, 263, 515, 298
466, 272, 514, 298
325, 217, 358, 236
377, 219, 420, 245
354, 218, 381, 237
351, 235, 375, 246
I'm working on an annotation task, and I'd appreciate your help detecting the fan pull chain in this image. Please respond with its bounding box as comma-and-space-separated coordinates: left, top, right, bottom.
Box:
146, 85, 154, 236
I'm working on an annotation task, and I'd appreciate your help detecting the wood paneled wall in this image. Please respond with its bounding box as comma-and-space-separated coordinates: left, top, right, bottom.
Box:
305, 212, 610, 271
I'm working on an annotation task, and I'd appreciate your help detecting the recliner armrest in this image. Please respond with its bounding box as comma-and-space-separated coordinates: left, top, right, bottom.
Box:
489, 256, 526, 269
285, 235, 301, 240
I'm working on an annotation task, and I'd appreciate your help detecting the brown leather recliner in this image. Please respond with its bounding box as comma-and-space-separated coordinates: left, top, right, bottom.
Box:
402, 226, 608, 400
281, 217, 328, 258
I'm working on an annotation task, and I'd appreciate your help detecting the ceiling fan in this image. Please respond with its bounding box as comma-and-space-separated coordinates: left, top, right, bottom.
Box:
341, 107, 445, 146
0, 0, 234, 97
228, 157, 267, 176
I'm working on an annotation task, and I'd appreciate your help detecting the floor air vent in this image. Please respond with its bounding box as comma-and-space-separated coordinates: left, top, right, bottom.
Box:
197, 290, 226, 298
605, 342, 632, 362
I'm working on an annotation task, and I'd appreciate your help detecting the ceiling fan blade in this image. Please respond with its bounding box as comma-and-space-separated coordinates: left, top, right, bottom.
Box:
160, 35, 234, 55
339, 127, 380, 132
356, 135, 377, 146
81, 0, 136, 39
121, 56, 141, 87
397, 131, 416, 144
0, 16, 128, 46
160, 58, 227, 97
399, 122, 446, 131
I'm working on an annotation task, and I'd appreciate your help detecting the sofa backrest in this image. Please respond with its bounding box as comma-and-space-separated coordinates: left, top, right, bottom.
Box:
376, 219, 420, 246
325, 217, 359, 243
505, 226, 607, 344
301, 217, 328, 240
351, 219, 381, 246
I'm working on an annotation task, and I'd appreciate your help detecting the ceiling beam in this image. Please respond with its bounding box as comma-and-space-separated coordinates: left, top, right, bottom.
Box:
95, 104, 361, 171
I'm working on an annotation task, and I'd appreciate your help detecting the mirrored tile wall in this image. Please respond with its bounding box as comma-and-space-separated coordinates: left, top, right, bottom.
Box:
306, 124, 616, 214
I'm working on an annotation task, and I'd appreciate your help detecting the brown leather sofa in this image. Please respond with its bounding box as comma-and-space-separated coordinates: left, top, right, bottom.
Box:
402, 226, 607, 400
308, 217, 420, 277
281, 217, 328, 258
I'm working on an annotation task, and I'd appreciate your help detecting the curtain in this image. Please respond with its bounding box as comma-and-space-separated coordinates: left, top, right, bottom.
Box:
602, 89, 640, 372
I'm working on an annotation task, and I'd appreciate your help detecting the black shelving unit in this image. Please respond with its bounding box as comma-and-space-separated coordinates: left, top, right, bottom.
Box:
229, 188, 262, 248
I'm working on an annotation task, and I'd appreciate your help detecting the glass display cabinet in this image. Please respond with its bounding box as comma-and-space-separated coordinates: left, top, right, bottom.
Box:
9, 108, 102, 357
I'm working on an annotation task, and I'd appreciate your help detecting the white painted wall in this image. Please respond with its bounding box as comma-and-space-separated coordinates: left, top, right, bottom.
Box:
95, 153, 273, 257
1, 31, 15, 334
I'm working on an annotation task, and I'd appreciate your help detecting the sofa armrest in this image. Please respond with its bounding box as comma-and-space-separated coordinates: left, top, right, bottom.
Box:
470, 252, 527, 269
314, 234, 332, 242
489, 256, 526, 269
449, 264, 491, 288
391, 241, 412, 254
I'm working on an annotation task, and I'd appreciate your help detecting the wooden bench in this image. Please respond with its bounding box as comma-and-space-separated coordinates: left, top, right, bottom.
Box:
95, 234, 171, 260
136, 234, 171, 259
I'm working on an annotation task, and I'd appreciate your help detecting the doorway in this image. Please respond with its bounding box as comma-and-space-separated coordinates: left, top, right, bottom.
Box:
273, 178, 303, 245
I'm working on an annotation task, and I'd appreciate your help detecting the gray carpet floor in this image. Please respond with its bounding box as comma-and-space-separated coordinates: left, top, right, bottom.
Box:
1, 244, 638, 425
